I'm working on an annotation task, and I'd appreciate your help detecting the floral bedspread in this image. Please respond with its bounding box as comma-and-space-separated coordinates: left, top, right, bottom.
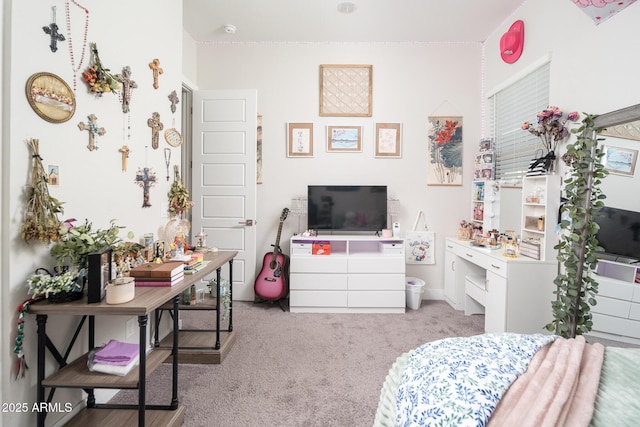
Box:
395, 333, 557, 427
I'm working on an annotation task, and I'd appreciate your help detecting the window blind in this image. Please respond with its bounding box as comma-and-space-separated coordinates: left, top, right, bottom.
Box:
488, 62, 550, 180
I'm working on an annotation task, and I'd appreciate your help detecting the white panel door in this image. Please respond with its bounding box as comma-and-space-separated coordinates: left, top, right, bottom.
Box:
192, 90, 257, 301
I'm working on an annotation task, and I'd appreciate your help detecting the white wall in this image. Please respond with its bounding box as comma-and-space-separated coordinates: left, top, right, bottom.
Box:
1, 1, 183, 426
485, 0, 640, 214
195, 42, 484, 297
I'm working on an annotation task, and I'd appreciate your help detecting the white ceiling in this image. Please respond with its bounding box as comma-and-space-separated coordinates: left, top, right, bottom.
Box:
183, 0, 524, 43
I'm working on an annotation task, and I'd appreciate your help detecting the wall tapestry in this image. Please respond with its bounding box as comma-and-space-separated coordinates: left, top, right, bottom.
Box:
427, 116, 463, 186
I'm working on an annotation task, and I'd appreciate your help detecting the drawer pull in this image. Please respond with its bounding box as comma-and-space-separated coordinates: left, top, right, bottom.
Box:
490, 264, 501, 270
465, 253, 474, 258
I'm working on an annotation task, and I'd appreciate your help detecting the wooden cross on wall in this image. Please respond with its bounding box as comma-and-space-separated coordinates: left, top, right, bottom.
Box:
147, 112, 164, 149
118, 145, 131, 172
134, 167, 157, 208
149, 59, 163, 89
78, 114, 106, 151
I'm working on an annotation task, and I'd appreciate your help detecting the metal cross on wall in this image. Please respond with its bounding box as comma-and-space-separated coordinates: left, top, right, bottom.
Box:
78, 114, 106, 151
42, 6, 65, 52
134, 167, 157, 208
43, 23, 65, 52
168, 90, 179, 114
147, 112, 164, 149
116, 66, 137, 114
149, 59, 163, 89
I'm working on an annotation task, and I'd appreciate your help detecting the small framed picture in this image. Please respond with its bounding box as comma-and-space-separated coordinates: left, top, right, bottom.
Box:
603, 145, 638, 176
47, 165, 60, 186
479, 138, 493, 152
287, 122, 314, 157
327, 125, 362, 152
375, 123, 401, 157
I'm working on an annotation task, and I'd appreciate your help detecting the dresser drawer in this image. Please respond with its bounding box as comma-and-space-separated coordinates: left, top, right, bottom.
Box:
290, 257, 348, 273
290, 273, 348, 290
349, 274, 404, 291
597, 278, 634, 300
348, 256, 404, 273
347, 291, 405, 308
289, 290, 347, 307
458, 249, 507, 277
591, 295, 631, 318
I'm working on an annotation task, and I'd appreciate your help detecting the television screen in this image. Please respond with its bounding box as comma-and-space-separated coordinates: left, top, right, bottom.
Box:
595, 206, 640, 262
307, 186, 387, 232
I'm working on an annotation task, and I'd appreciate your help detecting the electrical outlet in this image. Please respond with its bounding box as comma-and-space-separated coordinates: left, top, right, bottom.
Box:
160, 202, 169, 218
126, 318, 136, 338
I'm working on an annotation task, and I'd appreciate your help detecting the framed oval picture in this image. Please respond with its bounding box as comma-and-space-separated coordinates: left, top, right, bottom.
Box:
25, 72, 76, 123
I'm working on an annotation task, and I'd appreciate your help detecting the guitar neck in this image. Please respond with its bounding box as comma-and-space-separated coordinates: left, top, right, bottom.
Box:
271, 221, 285, 259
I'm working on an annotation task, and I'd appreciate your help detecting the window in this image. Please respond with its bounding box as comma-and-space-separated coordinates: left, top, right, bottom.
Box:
488, 61, 550, 180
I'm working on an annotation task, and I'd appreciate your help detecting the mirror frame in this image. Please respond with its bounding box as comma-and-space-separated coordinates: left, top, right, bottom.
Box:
592, 103, 640, 132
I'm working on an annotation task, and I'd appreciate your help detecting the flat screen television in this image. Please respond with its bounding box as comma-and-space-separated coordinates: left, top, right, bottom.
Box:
307, 185, 387, 233
594, 206, 640, 263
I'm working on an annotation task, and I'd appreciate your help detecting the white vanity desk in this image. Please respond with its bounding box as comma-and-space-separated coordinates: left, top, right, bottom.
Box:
444, 237, 558, 334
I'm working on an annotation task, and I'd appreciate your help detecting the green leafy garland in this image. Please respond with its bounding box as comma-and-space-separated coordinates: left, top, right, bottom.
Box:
547, 113, 608, 338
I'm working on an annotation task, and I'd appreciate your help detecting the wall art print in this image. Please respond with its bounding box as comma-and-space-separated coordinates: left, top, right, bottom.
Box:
427, 116, 463, 186
602, 145, 638, 176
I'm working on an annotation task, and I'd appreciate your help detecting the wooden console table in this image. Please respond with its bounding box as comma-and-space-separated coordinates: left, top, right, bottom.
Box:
154, 250, 237, 364
27, 250, 236, 427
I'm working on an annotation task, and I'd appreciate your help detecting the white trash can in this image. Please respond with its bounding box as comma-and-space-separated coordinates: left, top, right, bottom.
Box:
405, 277, 425, 310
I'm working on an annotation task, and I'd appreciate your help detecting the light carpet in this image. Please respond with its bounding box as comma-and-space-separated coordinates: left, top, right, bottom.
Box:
110, 300, 485, 426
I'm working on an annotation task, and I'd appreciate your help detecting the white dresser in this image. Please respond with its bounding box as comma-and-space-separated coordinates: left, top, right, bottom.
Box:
589, 259, 640, 345
289, 235, 406, 313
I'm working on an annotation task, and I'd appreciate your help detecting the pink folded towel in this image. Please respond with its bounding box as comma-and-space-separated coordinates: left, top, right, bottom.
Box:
93, 339, 140, 366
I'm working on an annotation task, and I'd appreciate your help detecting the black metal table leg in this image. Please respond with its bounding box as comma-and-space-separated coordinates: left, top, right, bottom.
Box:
171, 295, 179, 408
36, 314, 47, 427
228, 259, 234, 332
215, 267, 221, 349
138, 314, 147, 427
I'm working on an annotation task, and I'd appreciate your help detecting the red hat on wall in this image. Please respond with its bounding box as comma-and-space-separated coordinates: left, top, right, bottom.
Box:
500, 20, 524, 64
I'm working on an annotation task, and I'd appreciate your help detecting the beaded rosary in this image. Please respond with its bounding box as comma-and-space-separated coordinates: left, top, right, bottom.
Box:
64, 0, 90, 92
14, 298, 43, 379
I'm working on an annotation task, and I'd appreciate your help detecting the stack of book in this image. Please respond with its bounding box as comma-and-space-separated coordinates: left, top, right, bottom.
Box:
130, 261, 185, 287
88, 339, 139, 376
183, 252, 208, 274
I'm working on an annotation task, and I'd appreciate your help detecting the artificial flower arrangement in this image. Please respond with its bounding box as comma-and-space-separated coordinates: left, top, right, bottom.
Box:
27, 270, 81, 299
82, 43, 121, 95
521, 106, 580, 154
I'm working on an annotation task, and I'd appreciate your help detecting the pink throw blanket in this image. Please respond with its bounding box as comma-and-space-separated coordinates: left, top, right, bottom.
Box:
488, 336, 605, 427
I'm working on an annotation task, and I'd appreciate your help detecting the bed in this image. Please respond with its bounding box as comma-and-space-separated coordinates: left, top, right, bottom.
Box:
374, 333, 640, 427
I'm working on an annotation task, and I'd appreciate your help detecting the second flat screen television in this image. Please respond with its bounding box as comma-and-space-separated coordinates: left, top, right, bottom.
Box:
307, 185, 387, 233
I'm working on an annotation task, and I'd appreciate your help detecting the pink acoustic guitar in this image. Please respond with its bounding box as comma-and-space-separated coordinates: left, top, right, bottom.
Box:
254, 208, 290, 301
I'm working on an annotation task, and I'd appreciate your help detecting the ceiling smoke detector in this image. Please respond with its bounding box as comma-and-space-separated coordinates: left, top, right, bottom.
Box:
223, 24, 237, 34
337, 2, 356, 14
